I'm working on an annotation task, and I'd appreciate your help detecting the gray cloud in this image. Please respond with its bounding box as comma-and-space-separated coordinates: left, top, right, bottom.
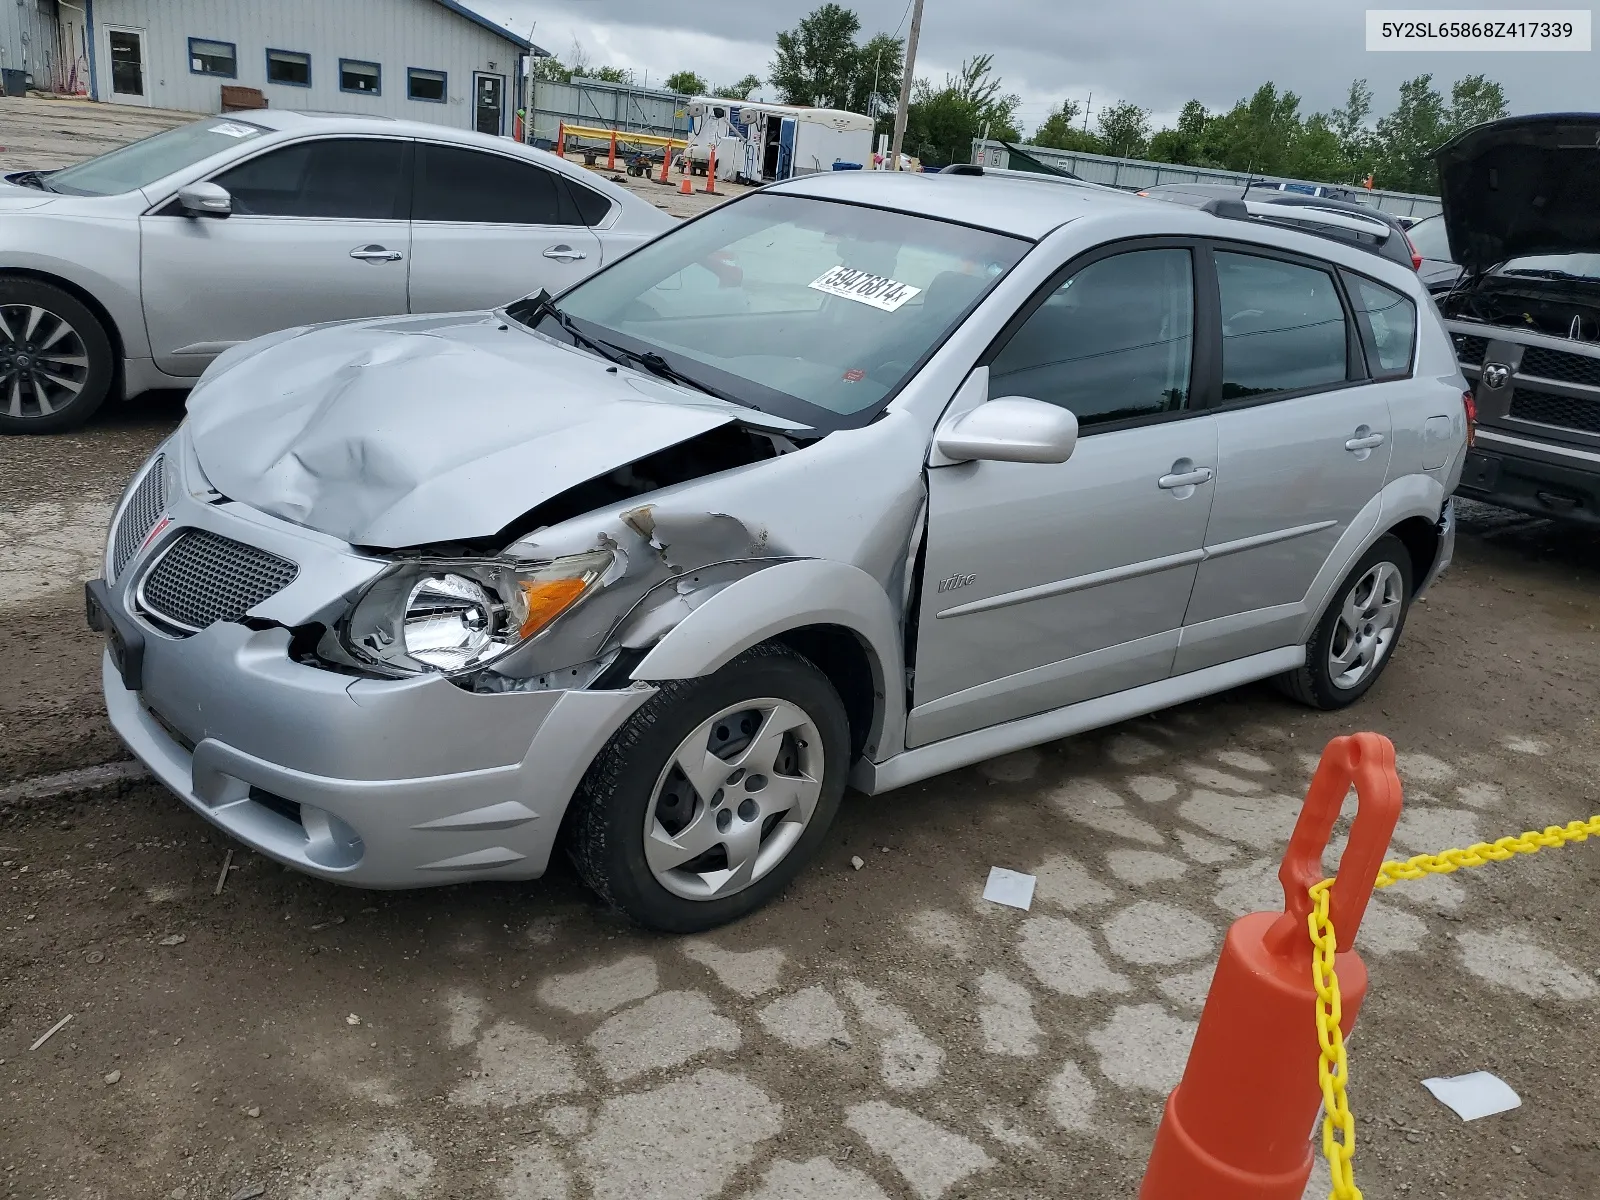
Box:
483, 0, 1594, 132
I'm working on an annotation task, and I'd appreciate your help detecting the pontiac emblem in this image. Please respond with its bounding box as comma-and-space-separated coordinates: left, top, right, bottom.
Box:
1482, 363, 1510, 389
937, 573, 976, 593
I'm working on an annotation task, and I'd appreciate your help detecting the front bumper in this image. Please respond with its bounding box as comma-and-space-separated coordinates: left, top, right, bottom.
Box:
101, 633, 652, 887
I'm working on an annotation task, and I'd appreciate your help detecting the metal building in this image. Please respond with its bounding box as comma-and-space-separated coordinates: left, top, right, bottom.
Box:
80, 0, 545, 135
0, 1, 65, 96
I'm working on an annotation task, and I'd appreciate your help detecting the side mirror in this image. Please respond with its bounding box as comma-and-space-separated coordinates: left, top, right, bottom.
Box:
935, 396, 1079, 465
177, 181, 232, 218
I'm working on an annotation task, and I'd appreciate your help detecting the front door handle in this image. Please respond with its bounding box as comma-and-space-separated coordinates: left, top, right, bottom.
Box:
1345, 432, 1386, 451
350, 245, 403, 262
543, 244, 588, 262
1158, 466, 1214, 490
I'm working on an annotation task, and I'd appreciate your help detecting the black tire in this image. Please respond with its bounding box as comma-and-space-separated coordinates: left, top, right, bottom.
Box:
566, 642, 850, 933
0, 277, 115, 435
1277, 534, 1414, 710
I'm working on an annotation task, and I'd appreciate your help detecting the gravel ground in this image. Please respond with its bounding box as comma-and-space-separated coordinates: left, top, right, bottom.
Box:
3, 95, 1600, 1200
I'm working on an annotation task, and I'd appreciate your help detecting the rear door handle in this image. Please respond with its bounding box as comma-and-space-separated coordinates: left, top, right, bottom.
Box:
543, 245, 588, 262
1345, 426, 1386, 451
350, 244, 403, 262
1158, 466, 1214, 490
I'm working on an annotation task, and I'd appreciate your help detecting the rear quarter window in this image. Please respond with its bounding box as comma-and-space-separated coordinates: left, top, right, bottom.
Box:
1345, 273, 1417, 379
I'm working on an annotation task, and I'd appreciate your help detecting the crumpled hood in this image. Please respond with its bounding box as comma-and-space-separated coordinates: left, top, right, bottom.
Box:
187, 313, 782, 547
1436, 113, 1600, 273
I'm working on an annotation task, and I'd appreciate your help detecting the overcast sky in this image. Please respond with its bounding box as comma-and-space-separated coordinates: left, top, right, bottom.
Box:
476, 0, 1595, 134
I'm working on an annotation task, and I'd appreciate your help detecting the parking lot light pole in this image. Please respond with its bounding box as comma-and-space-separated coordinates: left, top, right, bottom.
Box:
889, 0, 925, 171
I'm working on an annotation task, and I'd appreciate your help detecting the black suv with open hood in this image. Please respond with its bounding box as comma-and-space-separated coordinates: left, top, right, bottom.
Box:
1434, 113, 1600, 526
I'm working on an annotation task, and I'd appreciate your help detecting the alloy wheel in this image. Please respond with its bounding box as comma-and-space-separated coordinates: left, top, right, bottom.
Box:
643, 698, 825, 902
1327, 560, 1405, 690
0, 303, 90, 420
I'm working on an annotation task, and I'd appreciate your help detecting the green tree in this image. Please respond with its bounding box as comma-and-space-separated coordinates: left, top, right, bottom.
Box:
850, 32, 904, 128
664, 70, 708, 96
1146, 100, 1210, 164
1329, 78, 1375, 178
1283, 113, 1348, 181
1446, 74, 1509, 135
1208, 83, 1305, 175
715, 74, 764, 101
1096, 100, 1151, 159
770, 3, 863, 107
1373, 74, 1450, 192
903, 56, 1021, 165
531, 56, 572, 83
1033, 98, 1104, 153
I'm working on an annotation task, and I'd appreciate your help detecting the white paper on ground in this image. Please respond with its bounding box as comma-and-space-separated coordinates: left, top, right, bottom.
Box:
983, 867, 1036, 911
1421, 1072, 1522, 1121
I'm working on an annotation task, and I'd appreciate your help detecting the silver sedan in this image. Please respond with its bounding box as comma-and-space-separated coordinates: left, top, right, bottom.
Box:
0, 109, 672, 432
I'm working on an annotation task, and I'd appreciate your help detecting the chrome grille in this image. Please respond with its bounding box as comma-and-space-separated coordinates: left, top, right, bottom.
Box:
138, 529, 298, 634
1508, 388, 1600, 435
111, 455, 166, 579
1517, 345, 1600, 389
1451, 333, 1489, 366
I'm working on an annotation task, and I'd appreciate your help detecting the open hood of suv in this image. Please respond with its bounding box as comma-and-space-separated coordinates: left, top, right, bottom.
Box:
186, 313, 796, 548
1436, 113, 1600, 274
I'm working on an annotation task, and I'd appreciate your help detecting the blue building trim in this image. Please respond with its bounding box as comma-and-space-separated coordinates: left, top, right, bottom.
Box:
429, 0, 543, 53
85, 0, 98, 101
407, 67, 448, 104
188, 37, 239, 79
264, 48, 312, 88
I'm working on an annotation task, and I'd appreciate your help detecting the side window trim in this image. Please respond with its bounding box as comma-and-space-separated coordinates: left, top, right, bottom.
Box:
1195, 238, 1370, 414
978, 236, 1213, 437
1341, 267, 1418, 381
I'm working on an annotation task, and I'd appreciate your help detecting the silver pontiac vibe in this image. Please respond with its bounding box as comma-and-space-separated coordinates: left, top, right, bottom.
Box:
91, 169, 1468, 932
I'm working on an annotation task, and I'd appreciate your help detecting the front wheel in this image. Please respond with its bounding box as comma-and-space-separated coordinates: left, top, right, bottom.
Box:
1278, 534, 1414, 710
566, 643, 850, 933
0, 278, 116, 434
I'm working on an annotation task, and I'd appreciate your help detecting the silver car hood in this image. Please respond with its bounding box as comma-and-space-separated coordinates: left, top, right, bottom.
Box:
187, 313, 788, 548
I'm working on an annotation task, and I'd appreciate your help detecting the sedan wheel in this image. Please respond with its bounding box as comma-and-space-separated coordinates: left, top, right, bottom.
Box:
0, 279, 115, 434
1327, 560, 1405, 690
1278, 533, 1414, 711
644, 699, 825, 902
568, 643, 849, 932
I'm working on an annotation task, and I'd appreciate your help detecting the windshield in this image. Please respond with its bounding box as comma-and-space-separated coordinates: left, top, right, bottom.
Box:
1405, 214, 1452, 261
548, 193, 1029, 429
46, 117, 267, 196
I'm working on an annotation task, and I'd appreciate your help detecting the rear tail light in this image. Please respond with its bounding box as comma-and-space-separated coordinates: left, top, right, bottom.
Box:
1405, 232, 1422, 271
1462, 389, 1477, 447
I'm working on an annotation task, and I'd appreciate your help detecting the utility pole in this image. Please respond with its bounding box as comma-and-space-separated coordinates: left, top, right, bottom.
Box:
889, 0, 924, 170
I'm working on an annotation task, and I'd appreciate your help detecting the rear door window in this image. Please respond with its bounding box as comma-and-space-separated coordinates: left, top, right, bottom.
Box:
211, 138, 410, 219
1214, 250, 1351, 400
413, 143, 579, 226
1344, 273, 1418, 378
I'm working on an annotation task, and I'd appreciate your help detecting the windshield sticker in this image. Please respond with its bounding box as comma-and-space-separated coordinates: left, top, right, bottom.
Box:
809, 265, 922, 312
842, 368, 866, 383
207, 122, 258, 138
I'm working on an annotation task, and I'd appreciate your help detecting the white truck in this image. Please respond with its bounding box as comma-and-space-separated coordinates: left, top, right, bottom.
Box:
681, 100, 874, 184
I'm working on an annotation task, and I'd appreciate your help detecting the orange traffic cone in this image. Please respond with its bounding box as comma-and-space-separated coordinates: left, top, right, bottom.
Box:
1139, 733, 1403, 1200
679, 177, 693, 195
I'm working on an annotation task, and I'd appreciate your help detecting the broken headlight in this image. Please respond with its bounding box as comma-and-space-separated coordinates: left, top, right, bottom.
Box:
342, 551, 614, 677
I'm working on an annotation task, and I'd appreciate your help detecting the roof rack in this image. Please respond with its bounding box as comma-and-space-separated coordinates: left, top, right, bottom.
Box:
1201, 197, 1395, 252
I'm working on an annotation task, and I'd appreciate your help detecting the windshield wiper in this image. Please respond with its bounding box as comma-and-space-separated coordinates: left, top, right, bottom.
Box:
8, 169, 55, 193
596, 340, 744, 404
506, 289, 628, 366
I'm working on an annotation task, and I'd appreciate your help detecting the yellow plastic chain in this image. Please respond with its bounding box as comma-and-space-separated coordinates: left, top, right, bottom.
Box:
1311, 813, 1600, 1200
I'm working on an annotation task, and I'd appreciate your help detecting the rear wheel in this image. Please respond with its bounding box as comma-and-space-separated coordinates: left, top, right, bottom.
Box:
1278, 534, 1413, 710
566, 643, 849, 933
0, 278, 115, 434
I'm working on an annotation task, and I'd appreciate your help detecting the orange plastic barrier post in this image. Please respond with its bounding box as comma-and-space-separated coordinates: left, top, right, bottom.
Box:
607, 130, 617, 171
659, 148, 671, 184
703, 148, 718, 195
1139, 732, 1402, 1200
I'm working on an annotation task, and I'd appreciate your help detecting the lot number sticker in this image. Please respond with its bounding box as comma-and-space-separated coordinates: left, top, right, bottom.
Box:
809, 265, 922, 312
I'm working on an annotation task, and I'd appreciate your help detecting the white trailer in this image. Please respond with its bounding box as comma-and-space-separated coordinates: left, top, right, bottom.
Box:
682, 100, 873, 184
